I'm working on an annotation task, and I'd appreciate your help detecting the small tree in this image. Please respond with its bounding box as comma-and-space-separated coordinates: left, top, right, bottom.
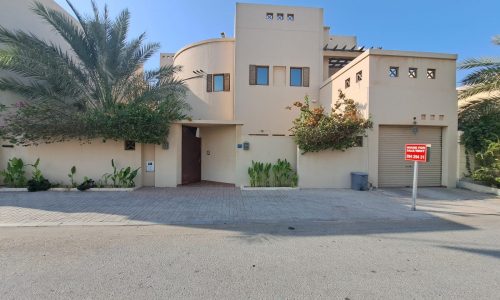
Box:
289, 90, 372, 154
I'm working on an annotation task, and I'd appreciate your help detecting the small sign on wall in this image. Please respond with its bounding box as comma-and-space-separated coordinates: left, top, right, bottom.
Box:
146, 161, 155, 172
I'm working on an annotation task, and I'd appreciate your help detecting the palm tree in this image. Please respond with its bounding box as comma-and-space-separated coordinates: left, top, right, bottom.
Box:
0, 0, 188, 145
458, 36, 500, 155
458, 35, 500, 101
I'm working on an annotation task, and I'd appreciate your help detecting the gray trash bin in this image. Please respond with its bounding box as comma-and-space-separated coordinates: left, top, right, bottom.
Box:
351, 172, 368, 191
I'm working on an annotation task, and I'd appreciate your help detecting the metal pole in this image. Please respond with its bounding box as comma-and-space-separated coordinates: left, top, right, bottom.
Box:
411, 161, 418, 211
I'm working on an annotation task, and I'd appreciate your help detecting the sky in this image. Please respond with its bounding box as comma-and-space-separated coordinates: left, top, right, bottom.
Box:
54, 0, 500, 84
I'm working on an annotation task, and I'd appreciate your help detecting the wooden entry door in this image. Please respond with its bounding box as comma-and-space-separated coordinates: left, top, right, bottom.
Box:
182, 126, 201, 185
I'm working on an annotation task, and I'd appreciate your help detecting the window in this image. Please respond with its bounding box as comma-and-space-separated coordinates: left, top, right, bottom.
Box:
290, 67, 302, 86
266, 13, 273, 20
289, 67, 310, 87
287, 13, 294, 21
356, 71, 362, 82
427, 68, 436, 79
277, 13, 284, 21
256, 66, 269, 85
389, 66, 399, 78
345, 77, 350, 89
408, 67, 417, 78
354, 136, 363, 147
206, 73, 230, 92
213, 74, 224, 92
249, 65, 269, 85
124, 141, 135, 151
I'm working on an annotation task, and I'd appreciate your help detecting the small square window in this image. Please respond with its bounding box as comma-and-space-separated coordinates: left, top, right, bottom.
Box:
290, 67, 302, 87
277, 13, 284, 21
266, 13, 273, 20
354, 136, 363, 147
356, 71, 362, 82
421, 114, 426, 120
287, 14, 294, 21
409, 67, 417, 78
213, 74, 224, 92
345, 77, 350, 89
256, 66, 269, 85
389, 66, 399, 78
427, 68, 436, 79
124, 141, 135, 151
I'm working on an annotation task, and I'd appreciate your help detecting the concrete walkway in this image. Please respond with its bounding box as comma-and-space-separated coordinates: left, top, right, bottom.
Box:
0, 187, 498, 227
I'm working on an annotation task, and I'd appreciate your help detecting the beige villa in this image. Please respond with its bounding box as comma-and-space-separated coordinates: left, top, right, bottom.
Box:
0, 1, 458, 188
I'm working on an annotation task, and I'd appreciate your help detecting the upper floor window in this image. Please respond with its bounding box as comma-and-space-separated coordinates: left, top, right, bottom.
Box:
345, 77, 351, 89
356, 71, 363, 82
207, 73, 230, 92
266, 13, 273, 20
249, 65, 269, 85
408, 67, 417, 78
290, 68, 302, 86
287, 14, 294, 21
277, 13, 284, 21
214, 74, 224, 91
426, 68, 436, 79
389, 66, 399, 77
290, 67, 310, 87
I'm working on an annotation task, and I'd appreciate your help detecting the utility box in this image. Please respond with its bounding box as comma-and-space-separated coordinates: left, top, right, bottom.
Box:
146, 161, 155, 172
351, 172, 368, 191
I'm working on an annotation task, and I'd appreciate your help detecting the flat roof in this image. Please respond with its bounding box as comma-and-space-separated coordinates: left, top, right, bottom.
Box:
321, 49, 458, 88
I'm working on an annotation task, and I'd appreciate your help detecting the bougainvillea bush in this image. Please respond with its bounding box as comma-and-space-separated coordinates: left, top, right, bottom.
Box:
289, 90, 372, 154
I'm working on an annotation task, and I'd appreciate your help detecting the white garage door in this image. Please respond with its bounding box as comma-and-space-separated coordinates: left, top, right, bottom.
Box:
379, 126, 442, 187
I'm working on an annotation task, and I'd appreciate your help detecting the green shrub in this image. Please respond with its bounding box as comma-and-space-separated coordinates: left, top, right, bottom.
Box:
248, 161, 272, 187
472, 140, 500, 187
105, 159, 140, 188
68, 166, 77, 188
0, 157, 27, 187
272, 159, 298, 187
26, 158, 51, 192
248, 159, 298, 187
77, 177, 96, 191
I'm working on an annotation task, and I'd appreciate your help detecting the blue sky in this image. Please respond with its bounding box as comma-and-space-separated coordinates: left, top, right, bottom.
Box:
54, 0, 499, 84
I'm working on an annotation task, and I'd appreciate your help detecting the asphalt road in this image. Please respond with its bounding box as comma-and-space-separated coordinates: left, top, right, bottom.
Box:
1, 217, 499, 299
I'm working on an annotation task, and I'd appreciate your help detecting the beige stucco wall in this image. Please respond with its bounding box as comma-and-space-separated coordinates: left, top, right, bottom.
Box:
234, 127, 297, 186
0, 140, 143, 186
172, 39, 235, 121
234, 3, 324, 135
367, 51, 458, 187
200, 126, 236, 183
154, 123, 182, 187
297, 142, 368, 188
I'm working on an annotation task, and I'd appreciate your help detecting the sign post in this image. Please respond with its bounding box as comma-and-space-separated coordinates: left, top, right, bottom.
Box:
405, 144, 430, 211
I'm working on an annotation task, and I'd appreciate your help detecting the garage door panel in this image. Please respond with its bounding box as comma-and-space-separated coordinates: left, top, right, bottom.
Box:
379, 126, 442, 187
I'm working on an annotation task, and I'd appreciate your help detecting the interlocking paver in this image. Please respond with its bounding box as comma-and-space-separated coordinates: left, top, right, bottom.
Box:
0, 187, 498, 226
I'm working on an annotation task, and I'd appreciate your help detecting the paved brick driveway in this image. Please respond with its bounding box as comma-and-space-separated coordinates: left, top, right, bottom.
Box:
0, 187, 497, 226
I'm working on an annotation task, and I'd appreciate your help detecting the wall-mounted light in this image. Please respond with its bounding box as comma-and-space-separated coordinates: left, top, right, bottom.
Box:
412, 117, 418, 135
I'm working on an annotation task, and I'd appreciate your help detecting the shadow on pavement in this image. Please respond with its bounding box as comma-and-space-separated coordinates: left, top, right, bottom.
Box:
0, 187, 495, 237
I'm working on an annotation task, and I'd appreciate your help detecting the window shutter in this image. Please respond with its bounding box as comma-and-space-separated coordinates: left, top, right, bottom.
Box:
206, 74, 213, 92
249, 65, 256, 85
302, 67, 310, 87
224, 73, 230, 91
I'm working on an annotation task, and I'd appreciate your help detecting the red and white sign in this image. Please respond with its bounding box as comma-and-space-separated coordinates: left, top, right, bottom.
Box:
405, 144, 428, 162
